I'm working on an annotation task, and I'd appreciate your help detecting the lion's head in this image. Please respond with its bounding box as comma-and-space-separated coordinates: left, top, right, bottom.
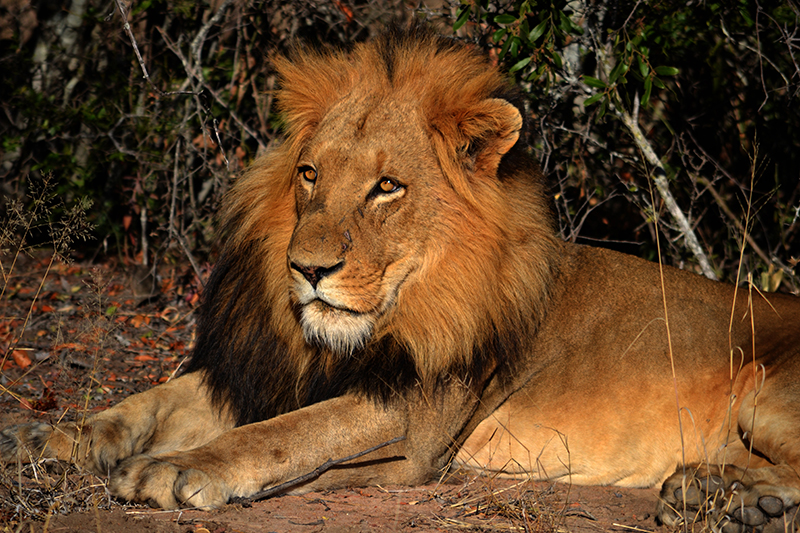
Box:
188, 25, 562, 425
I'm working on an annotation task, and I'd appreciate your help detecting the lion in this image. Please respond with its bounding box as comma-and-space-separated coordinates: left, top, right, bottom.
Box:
3, 23, 800, 530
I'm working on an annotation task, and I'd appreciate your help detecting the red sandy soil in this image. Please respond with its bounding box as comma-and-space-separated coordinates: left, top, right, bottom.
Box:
0, 254, 664, 532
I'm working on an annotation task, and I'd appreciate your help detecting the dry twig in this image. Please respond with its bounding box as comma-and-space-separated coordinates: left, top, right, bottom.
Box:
232, 436, 405, 504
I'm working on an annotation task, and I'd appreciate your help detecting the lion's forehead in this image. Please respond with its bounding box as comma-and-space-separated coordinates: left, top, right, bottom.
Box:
311, 94, 429, 155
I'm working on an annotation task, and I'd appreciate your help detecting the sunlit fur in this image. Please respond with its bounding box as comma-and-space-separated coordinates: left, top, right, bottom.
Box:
186, 25, 561, 425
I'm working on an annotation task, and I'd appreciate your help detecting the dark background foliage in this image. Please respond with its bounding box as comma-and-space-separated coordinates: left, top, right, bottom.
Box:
1, 0, 798, 291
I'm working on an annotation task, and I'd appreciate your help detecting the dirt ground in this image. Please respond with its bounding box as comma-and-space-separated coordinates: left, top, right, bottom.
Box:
0, 254, 665, 533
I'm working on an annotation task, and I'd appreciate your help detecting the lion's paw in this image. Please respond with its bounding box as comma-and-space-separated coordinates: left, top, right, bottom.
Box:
109, 454, 232, 510
1, 423, 62, 463
0, 419, 142, 476
658, 466, 800, 533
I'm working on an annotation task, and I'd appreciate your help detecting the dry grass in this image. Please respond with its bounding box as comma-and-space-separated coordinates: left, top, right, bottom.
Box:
0, 460, 116, 526
427, 471, 577, 533
0, 174, 110, 529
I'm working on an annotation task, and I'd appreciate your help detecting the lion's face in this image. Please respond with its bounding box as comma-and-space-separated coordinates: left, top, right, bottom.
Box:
287, 95, 441, 354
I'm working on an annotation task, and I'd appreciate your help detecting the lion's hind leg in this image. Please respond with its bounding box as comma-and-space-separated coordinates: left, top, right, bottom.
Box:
658, 382, 800, 532
658, 464, 800, 533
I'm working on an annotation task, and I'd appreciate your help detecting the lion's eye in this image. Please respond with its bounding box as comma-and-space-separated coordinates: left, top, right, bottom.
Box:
377, 177, 402, 194
299, 166, 317, 183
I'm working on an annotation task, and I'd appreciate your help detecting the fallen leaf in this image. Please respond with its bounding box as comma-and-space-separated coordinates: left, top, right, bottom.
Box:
11, 349, 32, 369
130, 314, 150, 328
52, 342, 87, 351
17, 397, 34, 410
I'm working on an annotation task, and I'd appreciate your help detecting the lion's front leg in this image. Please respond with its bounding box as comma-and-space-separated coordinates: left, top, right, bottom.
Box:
108, 394, 413, 509
0, 371, 232, 475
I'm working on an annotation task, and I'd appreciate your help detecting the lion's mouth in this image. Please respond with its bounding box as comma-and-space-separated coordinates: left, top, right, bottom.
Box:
298, 299, 376, 354
307, 298, 360, 316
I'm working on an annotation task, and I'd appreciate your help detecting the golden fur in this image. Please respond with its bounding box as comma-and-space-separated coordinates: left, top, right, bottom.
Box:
2, 25, 800, 530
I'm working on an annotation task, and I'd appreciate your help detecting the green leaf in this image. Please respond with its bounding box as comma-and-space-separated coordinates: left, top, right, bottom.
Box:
551, 51, 562, 69
105, 305, 118, 316
739, 7, 754, 26
492, 28, 507, 43
583, 76, 607, 89
653, 77, 665, 89
642, 76, 653, 108
637, 56, 649, 77
519, 18, 530, 40
499, 35, 513, 59
584, 93, 604, 106
598, 99, 607, 119
558, 11, 573, 34
453, 6, 470, 31
609, 61, 629, 84
495, 14, 518, 25
509, 37, 520, 57
131, 0, 153, 16
529, 19, 548, 43
655, 66, 679, 76
558, 10, 584, 35
509, 56, 532, 73
528, 63, 548, 82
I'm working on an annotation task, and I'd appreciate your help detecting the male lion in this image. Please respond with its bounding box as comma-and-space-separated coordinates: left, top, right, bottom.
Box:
3, 24, 800, 530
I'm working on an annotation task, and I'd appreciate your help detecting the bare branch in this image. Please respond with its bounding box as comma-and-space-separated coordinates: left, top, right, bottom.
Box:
619, 106, 718, 280
156, 26, 266, 150
593, 43, 718, 280
231, 436, 406, 504
191, 0, 235, 70
113, 0, 195, 97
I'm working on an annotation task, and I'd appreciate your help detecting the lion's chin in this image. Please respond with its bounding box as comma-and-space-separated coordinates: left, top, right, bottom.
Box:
299, 300, 375, 355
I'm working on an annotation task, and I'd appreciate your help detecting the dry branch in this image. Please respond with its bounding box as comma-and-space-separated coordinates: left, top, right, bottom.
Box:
232, 436, 406, 504
113, 0, 195, 97
594, 45, 718, 280
617, 103, 718, 280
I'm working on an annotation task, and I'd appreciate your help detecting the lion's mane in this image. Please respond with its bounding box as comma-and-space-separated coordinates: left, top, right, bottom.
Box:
186, 24, 561, 426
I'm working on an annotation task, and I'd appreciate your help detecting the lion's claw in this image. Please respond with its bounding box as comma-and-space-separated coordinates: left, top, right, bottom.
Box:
110, 454, 232, 509
658, 467, 800, 532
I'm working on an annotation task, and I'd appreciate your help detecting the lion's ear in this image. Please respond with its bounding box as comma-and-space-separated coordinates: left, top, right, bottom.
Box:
455, 98, 522, 176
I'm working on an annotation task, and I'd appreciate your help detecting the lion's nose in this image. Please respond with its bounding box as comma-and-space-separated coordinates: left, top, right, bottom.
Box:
290, 261, 344, 290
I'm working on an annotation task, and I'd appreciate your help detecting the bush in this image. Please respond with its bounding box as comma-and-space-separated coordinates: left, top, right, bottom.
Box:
0, 0, 406, 268
453, 0, 799, 290
2, 0, 797, 291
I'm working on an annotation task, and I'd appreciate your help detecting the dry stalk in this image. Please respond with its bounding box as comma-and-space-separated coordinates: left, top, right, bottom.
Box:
234, 436, 405, 504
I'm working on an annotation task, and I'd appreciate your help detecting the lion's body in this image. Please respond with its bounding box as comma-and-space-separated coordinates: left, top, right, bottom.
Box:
459, 245, 800, 489
3, 24, 800, 528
